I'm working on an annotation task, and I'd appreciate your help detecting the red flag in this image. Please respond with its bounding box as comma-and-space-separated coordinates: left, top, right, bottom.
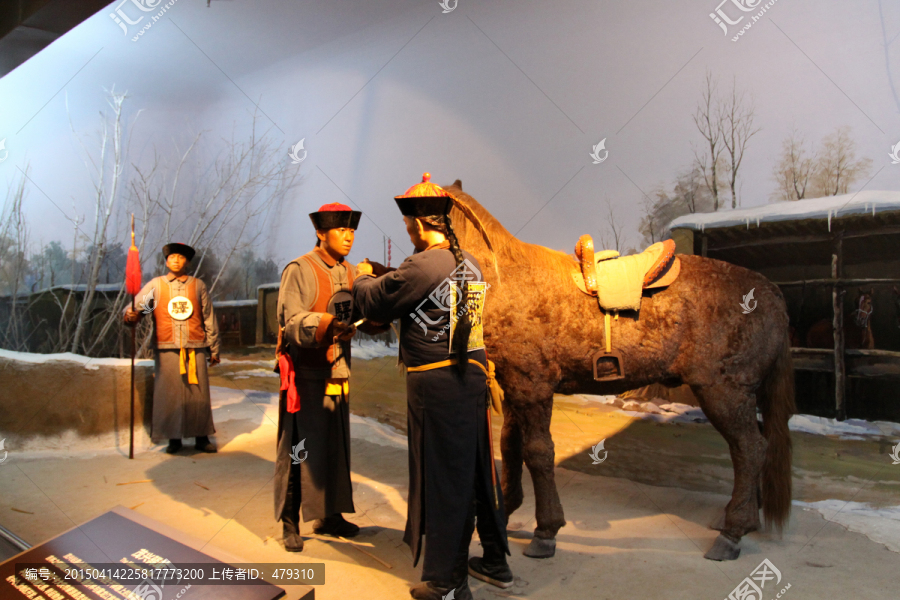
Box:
125, 214, 141, 296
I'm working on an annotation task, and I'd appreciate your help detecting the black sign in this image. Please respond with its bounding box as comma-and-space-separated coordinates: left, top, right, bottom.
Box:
1, 509, 303, 600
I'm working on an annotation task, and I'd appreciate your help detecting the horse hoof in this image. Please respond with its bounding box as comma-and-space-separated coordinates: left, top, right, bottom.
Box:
703, 534, 741, 561
523, 536, 556, 558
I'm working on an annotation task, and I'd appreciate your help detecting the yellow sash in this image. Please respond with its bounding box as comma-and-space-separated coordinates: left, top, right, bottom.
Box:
179, 348, 198, 385
406, 358, 504, 415
325, 378, 349, 396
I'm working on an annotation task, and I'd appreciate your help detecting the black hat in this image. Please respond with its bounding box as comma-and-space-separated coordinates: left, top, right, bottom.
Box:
163, 242, 196, 261
309, 203, 362, 230
394, 172, 454, 217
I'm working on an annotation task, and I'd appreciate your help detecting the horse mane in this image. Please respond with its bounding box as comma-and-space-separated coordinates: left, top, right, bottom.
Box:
444, 180, 577, 282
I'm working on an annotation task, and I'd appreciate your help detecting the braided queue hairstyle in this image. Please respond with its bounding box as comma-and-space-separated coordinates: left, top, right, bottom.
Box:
419, 213, 472, 376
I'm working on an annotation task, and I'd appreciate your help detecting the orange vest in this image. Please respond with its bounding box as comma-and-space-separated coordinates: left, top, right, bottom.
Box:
153, 277, 205, 346
293, 254, 355, 369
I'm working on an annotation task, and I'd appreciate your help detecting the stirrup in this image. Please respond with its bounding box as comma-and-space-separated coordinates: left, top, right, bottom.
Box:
592, 349, 625, 381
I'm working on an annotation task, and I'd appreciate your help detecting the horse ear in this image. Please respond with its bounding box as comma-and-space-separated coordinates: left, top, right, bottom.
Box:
452, 179, 462, 190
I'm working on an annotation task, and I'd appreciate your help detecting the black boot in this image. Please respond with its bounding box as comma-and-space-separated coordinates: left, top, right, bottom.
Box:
281, 515, 304, 552
409, 579, 472, 600
195, 436, 217, 453
165, 439, 182, 454
313, 514, 360, 538
468, 539, 513, 589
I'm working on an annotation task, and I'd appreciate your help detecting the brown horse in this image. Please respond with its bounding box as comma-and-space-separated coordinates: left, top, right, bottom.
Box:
444, 181, 795, 561
805, 289, 875, 350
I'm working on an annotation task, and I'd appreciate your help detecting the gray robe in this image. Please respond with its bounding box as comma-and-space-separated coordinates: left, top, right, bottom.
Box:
274, 248, 356, 523
132, 274, 220, 443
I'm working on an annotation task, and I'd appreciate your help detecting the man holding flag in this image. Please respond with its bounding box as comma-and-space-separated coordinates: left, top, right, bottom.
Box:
124, 242, 220, 454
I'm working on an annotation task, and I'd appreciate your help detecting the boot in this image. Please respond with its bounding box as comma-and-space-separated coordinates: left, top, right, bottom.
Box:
194, 436, 217, 453
165, 439, 182, 454
282, 516, 304, 552
468, 538, 513, 589
313, 514, 360, 538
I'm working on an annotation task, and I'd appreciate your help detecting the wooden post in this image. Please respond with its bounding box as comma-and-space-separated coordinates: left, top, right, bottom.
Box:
832, 231, 846, 421
256, 286, 266, 345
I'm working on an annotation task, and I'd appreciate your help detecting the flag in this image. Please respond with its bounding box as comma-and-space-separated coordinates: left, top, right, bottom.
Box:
125, 214, 141, 296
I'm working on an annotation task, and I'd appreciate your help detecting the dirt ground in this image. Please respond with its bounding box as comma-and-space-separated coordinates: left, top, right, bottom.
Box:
1, 347, 898, 600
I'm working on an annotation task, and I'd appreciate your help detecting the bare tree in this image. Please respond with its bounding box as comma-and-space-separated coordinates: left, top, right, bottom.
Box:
720, 78, 760, 208
693, 72, 724, 211
810, 126, 872, 196
67, 89, 134, 355
596, 197, 630, 253
0, 171, 33, 350
772, 129, 815, 202
639, 166, 714, 246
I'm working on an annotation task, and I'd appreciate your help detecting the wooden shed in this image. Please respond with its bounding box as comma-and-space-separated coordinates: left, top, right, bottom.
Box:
670, 190, 900, 422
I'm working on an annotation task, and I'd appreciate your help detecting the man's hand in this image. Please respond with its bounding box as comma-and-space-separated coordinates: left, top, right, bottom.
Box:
209, 353, 220, 367
124, 309, 141, 326
358, 259, 394, 277
332, 320, 357, 342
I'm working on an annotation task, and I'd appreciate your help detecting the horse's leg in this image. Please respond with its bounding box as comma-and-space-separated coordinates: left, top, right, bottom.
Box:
500, 402, 524, 522
520, 397, 566, 558
694, 384, 767, 561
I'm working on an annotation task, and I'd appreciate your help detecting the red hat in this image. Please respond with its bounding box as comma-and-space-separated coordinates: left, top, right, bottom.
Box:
394, 173, 453, 217
309, 203, 362, 230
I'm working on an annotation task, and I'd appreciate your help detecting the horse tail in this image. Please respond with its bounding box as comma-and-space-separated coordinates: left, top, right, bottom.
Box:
758, 330, 796, 532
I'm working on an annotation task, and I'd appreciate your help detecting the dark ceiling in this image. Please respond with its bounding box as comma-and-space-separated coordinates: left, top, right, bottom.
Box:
0, 0, 110, 78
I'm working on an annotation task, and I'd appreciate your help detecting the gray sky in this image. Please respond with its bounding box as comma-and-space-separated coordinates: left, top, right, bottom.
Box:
1, 0, 899, 268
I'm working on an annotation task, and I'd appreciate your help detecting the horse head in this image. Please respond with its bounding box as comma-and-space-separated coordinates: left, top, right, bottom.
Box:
853, 288, 874, 328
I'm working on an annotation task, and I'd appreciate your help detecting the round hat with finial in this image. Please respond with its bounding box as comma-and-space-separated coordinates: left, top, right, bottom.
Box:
394, 173, 454, 217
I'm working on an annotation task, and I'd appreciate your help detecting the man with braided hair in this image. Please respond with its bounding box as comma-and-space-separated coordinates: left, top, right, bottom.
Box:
354, 174, 512, 600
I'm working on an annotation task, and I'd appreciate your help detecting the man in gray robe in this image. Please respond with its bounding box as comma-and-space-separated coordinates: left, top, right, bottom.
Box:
125, 242, 220, 454
274, 202, 383, 552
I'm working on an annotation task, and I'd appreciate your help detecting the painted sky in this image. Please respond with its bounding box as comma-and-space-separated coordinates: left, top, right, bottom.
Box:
1, 0, 899, 268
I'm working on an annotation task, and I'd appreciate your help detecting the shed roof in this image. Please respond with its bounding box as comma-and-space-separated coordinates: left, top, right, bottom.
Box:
670, 191, 900, 232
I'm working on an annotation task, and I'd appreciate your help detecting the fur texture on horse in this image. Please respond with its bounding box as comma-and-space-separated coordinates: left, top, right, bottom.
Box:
444, 181, 796, 557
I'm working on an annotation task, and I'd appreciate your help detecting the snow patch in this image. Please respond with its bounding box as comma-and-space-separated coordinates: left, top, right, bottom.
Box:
670, 190, 900, 231
795, 500, 900, 553
352, 340, 398, 361
788, 415, 900, 439
0, 348, 153, 368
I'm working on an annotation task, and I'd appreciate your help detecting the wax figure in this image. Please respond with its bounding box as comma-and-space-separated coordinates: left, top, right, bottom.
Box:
353, 174, 512, 600
124, 243, 220, 454
274, 203, 380, 552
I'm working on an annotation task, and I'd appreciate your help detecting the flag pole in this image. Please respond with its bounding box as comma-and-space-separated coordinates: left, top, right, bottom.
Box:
129, 215, 136, 459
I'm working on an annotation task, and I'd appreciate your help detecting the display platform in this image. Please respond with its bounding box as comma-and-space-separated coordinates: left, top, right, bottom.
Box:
1, 506, 315, 600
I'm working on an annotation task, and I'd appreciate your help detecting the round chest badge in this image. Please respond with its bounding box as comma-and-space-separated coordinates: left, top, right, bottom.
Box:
167, 296, 194, 320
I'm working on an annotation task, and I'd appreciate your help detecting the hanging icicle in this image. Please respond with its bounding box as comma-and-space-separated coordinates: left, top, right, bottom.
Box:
827, 209, 832, 232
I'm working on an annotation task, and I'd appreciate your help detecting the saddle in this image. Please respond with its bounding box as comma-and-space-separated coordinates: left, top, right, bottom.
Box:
571, 235, 681, 381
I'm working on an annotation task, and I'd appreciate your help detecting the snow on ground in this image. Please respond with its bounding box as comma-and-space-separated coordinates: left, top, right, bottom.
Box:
795, 500, 900, 553
230, 368, 279, 379
0, 348, 153, 368
575, 394, 900, 439
351, 340, 398, 360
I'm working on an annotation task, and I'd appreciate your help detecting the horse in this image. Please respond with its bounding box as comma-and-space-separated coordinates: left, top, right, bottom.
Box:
444, 180, 796, 561
805, 288, 875, 350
